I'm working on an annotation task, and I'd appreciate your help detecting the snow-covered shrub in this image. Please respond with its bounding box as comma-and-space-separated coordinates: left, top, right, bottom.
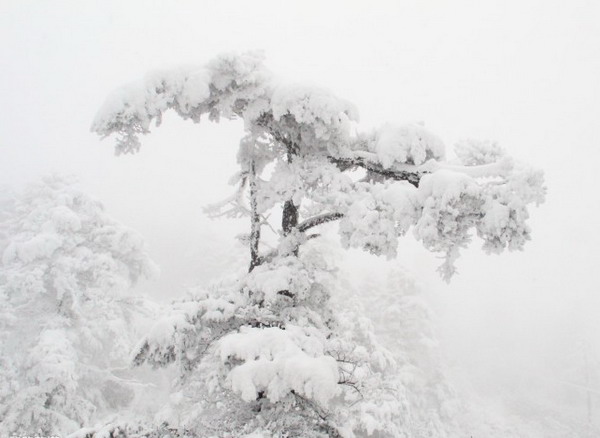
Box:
0, 176, 157, 435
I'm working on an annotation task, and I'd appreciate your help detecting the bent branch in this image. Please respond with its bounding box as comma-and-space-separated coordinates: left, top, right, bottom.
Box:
298, 213, 344, 233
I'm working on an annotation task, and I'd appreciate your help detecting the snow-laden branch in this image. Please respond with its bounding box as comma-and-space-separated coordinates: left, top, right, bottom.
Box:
91, 52, 270, 154
417, 156, 515, 179
328, 155, 423, 187
330, 153, 514, 188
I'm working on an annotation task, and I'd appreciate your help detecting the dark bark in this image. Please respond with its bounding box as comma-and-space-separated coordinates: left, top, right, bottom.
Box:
328, 156, 424, 187
282, 148, 299, 237
282, 200, 299, 235
277, 289, 294, 299
248, 162, 261, 272
298, 212, 344, 232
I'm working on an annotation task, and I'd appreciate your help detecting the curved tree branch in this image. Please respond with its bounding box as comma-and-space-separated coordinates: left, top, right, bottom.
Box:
298, 212, 344, 233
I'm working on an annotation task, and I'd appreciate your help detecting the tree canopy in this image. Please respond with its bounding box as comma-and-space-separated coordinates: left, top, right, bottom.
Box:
93, 51, 545, 280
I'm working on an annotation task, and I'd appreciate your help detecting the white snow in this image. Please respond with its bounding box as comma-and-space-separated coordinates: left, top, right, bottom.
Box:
370, 122, 446, 168
271, 83, 358, 140
220, 326, 340, 405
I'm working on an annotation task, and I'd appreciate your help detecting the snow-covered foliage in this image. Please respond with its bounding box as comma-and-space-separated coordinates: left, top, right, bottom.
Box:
120, 241, 411, 437
368, 122, 446, 168
93, 51, 545, 280
358, 268, 460, 437
454, 138, 505, 166
88, 52, 546, 436
0, 177, 157, 436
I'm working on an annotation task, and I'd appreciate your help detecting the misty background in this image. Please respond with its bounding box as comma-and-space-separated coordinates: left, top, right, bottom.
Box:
2, 0, 599, 429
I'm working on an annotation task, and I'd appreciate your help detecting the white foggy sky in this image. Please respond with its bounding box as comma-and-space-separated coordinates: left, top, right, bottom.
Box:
2, 0, 600, 416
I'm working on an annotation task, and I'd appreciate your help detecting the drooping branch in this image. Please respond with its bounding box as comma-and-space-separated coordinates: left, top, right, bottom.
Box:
297, 213, 344, 233
328, 156, 424, 187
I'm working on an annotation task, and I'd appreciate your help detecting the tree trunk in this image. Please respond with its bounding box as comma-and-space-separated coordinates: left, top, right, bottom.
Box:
282, 200, 298, 235
249, 161, 261, 272
282, 147, 299, 236
282, 149, 299, 257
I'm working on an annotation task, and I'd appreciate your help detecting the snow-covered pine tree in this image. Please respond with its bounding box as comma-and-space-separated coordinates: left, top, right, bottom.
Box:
90, 52, 545, 437
0, 176, 157, 436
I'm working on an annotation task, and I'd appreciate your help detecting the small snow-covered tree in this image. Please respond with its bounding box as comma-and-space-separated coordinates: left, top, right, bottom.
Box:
0, 177, 157, 435
90, 52, 545, 437
358, 268, 460, 437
